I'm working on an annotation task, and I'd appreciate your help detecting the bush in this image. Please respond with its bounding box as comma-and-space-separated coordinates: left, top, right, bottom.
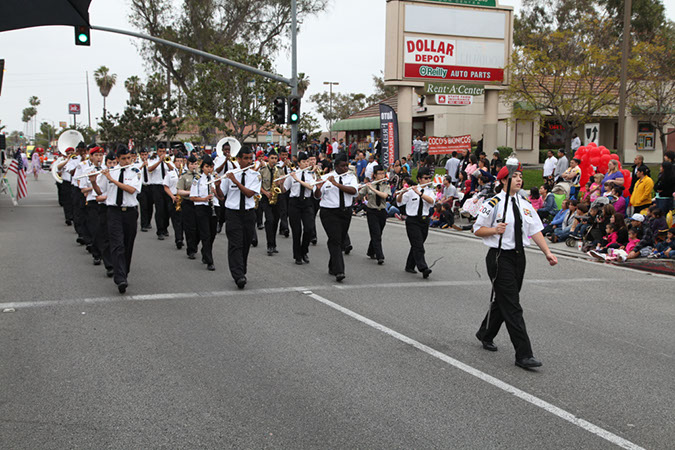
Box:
496, 146, 513, 161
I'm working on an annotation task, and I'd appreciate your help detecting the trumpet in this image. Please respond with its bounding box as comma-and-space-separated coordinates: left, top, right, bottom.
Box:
73, 163, 135, 180
396, 181, 434, 195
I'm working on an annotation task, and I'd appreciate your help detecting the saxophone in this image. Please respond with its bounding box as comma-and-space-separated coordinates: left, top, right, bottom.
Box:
269, 166, 281, 206
175, 196, 183, 212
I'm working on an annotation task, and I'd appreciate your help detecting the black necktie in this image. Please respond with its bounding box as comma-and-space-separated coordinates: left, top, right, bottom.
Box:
116, 168, 125, 206
512, 197, 524, 252
417, 188, 424, 216
299, 171, 305, 198
240, 172, 246, 211
161, 161, 165, 179
339, 176, 345, 208
143, 166, 148, 182
375, 187, 382, 207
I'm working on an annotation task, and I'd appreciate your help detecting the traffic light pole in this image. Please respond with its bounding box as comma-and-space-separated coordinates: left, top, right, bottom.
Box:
290, 0, 298, 156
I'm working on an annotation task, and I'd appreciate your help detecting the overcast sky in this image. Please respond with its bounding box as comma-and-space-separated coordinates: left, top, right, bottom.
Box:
1, 0, 674, 137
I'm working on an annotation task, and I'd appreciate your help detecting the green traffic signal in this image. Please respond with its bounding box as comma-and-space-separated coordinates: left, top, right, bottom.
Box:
78, 33, 89, 44
290, 113, 299, 122
74, 25, 91, 46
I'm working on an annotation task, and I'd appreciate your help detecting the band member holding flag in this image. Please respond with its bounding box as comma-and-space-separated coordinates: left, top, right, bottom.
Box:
473, 159, 557, 370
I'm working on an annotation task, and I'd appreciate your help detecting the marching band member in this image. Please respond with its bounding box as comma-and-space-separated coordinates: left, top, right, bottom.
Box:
473, 165, 557, 370
68, 142, 89, 246
214, 141, 237, 233
314, 153, 358, 282
284, 153, 316, 265
259, 150, 282, 255
89, 151, 117, 278
163, 153, 186, 250
360, 165, 390, 265
307, 154, 320, 246
177, 155, 200, 259
396, 167, 435, 278
217, 146, 261, 289
276, 148, 292, 238
79, 146, 105, 266
147, 145, 174, 240
103, 146, 143, 294
138, 148, 154, 232
57, 146, 75, 226
190, 155, 218, 271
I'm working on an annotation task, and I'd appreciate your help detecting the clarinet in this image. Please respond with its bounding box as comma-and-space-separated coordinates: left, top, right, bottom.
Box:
207, 174, 216, 217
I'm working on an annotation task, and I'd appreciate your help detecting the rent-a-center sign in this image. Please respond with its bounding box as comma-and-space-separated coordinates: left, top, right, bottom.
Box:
385, 1, 513, 85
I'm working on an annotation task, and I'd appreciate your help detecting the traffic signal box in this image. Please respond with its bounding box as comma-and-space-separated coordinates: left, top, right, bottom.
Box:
288, 95, 300, 124
75, 25, 91, 46
273, 96, 286, 125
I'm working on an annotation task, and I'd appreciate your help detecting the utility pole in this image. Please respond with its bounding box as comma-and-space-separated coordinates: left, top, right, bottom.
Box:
290, 0, 298, 156
617, 0, 632, 163
86, 71, 92, 128
166, 65, 171, 151
323, 81, 339, 140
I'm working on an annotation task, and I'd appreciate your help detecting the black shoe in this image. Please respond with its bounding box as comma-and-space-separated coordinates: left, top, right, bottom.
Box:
236, 277, 247, 289
367, 252, 375, 259
515, 357, 543, 369
284, 231, 289, 238
335, 273, 345, 282
216, 223, 223, 234
117, 281, 128, 294
158, 235, 165, 240
295, 259, 304, 265
344, 245, 352, 255
251, 240, 258, 247
93, 258, 102, 266
462, 225, 473, 231
176, 241, 183, 250
422, 268, 432, 279
405, 267, 417, 274
141, 227, 148, 232
302, 254, 310, 264
76, 237, 86, 245
257, 225, 265, 230
162, 231, 169, 237
267, 247, 274, 256
147, 224, 153, 229
86, 245, 93, 254
187, 253, 196, 260
65, 220, 72, 226
207, 264, 215, 271
475, 332, 498, 352
106, 268, 114, 278
311, 239, 317, 246
377, 259, 384, 265
272, 247, 279, 253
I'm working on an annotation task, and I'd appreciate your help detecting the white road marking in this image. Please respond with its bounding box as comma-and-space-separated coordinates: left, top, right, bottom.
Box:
0, 278, 603, 310
304, 290, 645, 450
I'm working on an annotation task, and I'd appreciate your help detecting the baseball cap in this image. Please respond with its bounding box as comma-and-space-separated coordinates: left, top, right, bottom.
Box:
630, 213, 645, 222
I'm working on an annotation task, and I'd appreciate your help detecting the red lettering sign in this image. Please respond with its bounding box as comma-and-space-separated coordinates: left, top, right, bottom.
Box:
428, 135, 472, 155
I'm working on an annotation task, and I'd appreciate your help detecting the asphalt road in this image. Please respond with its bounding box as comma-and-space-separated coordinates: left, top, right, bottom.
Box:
1, 176, 673, 449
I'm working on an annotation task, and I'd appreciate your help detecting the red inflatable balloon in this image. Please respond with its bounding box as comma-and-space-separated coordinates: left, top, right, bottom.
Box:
601, 147, 610, 156
601, 154, 611, 163
620, 169, 631, 196
591, 156, 601, 166
609, 154, 620, 161
588, 142, 597, 147
590, 148, 601, 157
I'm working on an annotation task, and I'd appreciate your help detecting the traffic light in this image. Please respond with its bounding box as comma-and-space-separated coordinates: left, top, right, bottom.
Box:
288, 95, 300, 124
297, 131, 308, 143
273, 96, 286, 124
75, 25, 90, 46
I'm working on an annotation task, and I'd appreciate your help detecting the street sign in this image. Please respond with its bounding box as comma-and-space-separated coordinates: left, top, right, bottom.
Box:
584, 123, 600, 146
68, 103, 81, 115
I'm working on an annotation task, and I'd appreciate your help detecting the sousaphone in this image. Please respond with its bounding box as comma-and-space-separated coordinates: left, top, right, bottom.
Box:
51, 130, 85, 183
215, 137, 241, 160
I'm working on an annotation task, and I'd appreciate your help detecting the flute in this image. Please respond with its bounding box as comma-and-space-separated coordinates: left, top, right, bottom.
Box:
396, 181, 434, 195
206, 165, 254, 186
273, 167, 311, 183
73, 163, 135, 180
357, 177, 389, 190
309, 171, 338, 186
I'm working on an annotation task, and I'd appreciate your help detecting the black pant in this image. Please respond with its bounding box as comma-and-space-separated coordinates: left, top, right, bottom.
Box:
217, 203, 227, 227
478, 248, 532, 360
261, 195, 280, 248
195, 205, 217, 265
56, 181, 64, 207
169, 200, 184, 245
61, 180, 73, 221
151, 184, 169, 236
225, 209, 256, 280
366, 208, 387, 260
96, 203, 113, 270
288, 197, 316, 260
71, 184, 89, 243
107, 206, 138, 286
405, 215, 429, 271
319, 207, 352, 275
278, 192, 290, 234
85, 202, 102, 259
138, 184, 153, 229
181, 199, 199, 256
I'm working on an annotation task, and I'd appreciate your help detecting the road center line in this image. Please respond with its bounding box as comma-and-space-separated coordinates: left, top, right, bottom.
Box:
0, 278, 603, 310
304, 290, 644, 450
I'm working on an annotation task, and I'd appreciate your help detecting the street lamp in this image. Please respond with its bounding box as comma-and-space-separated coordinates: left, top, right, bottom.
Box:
323, 81, 339, 140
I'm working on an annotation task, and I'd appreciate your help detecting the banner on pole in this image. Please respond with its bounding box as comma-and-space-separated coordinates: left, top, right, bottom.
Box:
379, 104, 399, 166
428, 135, 472, 155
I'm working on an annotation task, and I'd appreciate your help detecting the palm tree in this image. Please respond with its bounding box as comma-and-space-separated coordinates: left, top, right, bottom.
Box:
297, 72, 310, 98
125, 75, 142, 100
94, 66, 117, 119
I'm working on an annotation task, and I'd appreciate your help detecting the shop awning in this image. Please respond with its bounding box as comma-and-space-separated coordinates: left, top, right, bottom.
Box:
331, 116, 380, 131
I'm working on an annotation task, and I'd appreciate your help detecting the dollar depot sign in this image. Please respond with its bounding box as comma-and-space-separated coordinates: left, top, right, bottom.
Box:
385, 1, 513, 85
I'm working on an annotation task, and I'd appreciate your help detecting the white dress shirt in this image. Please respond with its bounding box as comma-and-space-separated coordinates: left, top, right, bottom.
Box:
147, 157, 170, 185
73, 159, 94, 188
318, 172, 358, 208
276, 160, 292, 176
96, 173, 111, 204
190, 173, 220, 207
284, 170, 316, 198
214, 156, 238, 176
63, 156, 81, 182
472, 192, 544, 250
220, 170, 261, 210
163, 169, 182, 195
364, 161, 377, 180
543, 156, 558, 177
80, 164, 101, 202
104, 166, 143, 207
398, 187, 434, 217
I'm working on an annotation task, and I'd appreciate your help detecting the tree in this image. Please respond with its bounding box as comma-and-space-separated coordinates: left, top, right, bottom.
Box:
298, 112, 322, 142
297, 72, 310, 98
504, 18, 641, 151
35, 121, 58, 148
94, 66, 117, 119
309, 92, 367, 127
629, 27, 675, 150
124, 75, 143, 100
7, 130, 25, 147
367, 71, 397, 104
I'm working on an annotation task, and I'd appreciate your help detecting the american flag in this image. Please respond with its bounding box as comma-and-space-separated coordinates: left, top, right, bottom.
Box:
7, 151, 28, 200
